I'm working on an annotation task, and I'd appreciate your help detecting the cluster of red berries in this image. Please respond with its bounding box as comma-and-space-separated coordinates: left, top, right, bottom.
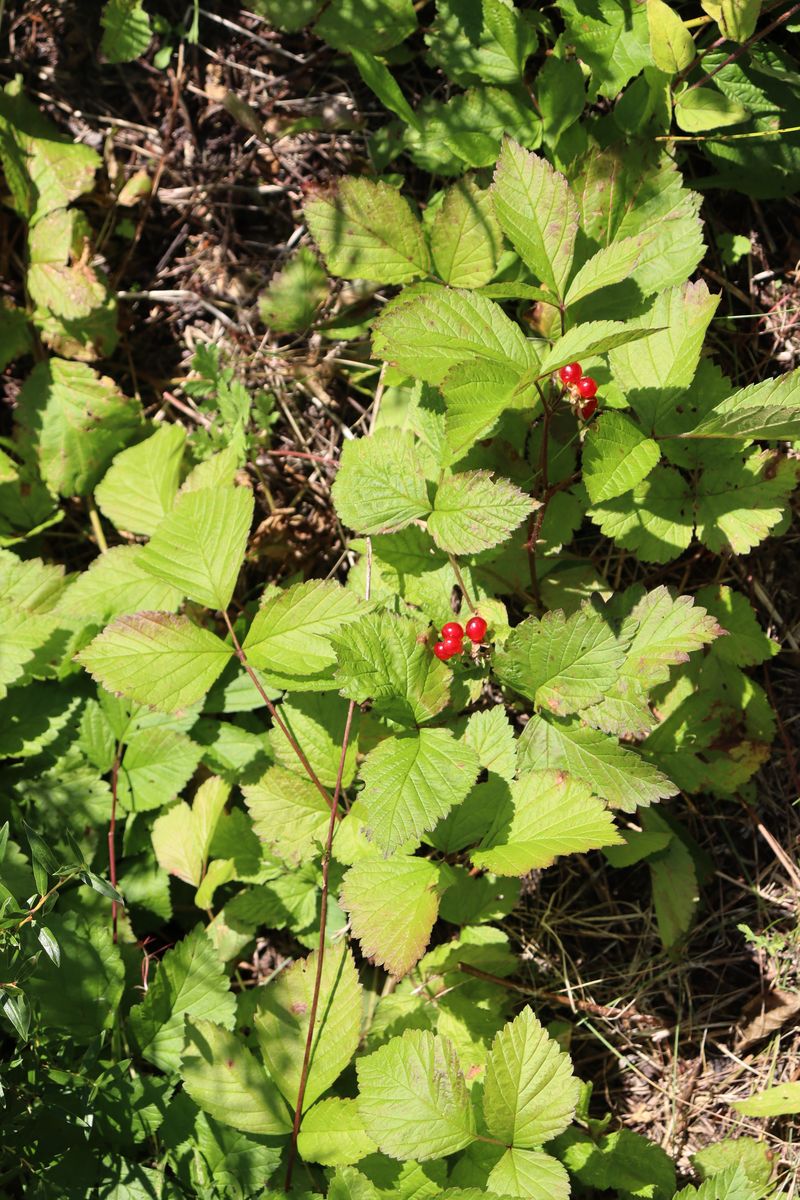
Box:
558, 362, 599, 420
433, 615, 488, 661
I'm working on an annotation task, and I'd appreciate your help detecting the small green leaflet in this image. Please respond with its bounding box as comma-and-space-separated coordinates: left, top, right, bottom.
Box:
441, 359, 532, 462
428, 471, 534, 555
686, 365, 800, 439
489, 1148, 571, 1200
138, 485, 253, 610
493, 605, 627, 715
57, 545, 183, 622
491, 139, 577, 298
589, 465, 694, 564
269, 692, 359, 787
647, 0, 695, 74
117, 726, 203, 812
563, 233, 657, 307
305, 177, 429, 284
701, 0, 760, 42
341, 855, 443, 977
472, 769, 621, 875
674, 1165, 758, 1200
95, 422, 185, 536
555, 1127, 676, 1198
731, 1081, 800, 1118
582, 412, 661, 504
242, 579, 369, 691
297, 1097, 376, 1167
464, 706, 517, 781
332, 429, 431, 534
100, 0, 153, 62
695, 450, 798, 555
255, 943, 361, 1112
618, 586, 722, 689
425, 0, 537, 86
518, 713, 678, 811
356, 1029, 476, 1161
359, 728, 481, 853
152, 775, 229, 886
483, 1006, 578, 1147
537, 320, 659, 377
182, 1018, 291, 1135
674, 86, 748, 133
313, 0, 417, 55
78, 612, 233, 714
349, 49, 420, 132
558, 0, 651, 99
372, 284, 536, 385
243, 765, 329, 867
430, 177, 501, 289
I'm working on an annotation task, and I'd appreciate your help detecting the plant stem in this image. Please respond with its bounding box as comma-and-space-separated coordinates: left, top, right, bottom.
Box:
284, 539, 371, 1193
17, 875, 74, 929
222, 610, 336, 815
109, 745, 121, 943
448, 554, 476, 613
87, 497, 108, 554
527, 396, 551, 612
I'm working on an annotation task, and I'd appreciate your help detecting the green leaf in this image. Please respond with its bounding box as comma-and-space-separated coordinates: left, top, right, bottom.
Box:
27, 209, 110, 320
430, 177, 502, 288
95, 423, 185, 535
359, 728, 480, 853
489, 1148, 571, 1200
695, 450, 798, 554
589, 465, 693, 564
259, 246, 328, 334
244, 0, 321, 32
357, 1029, 476, 1161
604, 828, 672, 867
538, 54, 585, 148
372, 284, 536, 385
0, 682, 81, 759
331, 609, 450, 726
493, 605, 626, 714
298, 1097, 377, 1166
332, 429, 431, 534
243, 765, 329, 866
129, 927, 236, 1071
518, 713, 678, 811
693, 1136, 773, 1196
563, 233, 658, 307
687, 366, 800, 439
645, 810, 698, 949
618, 586, 722, 689
464, 706, 517, 782
254, 942, 362, 1110
695, 585, 778, 667
269, 693, 359, 787
701, 0, 760, 41
350, 49, 420, 131
306, 178, 429, 284
675, 86, 749, 132
676, 1165, 763, 1200
0, 304, 32, 370
152, 775, 229, 885
582, 412, 661, 504
558, 0, 651, 99
341, 855, 442, 977
732, 1080, 800, 1117
182, 1018, 291, 1135
428, 471, 534, 555
100, 0, 153, 62
118, 726, 203, 812
58, 545, 183, 622
425, 0, 537, 86
25, 910, 124, 1041
16, 358, 142, 496
491, 138, 577, 297
78, 612, 233, 714
483, 1006, 579, 1146
138, 485, 253, 610
554, 1127, 676, 1199
538, 321, 659, 377
242, 579, 369, 692
441, 359, 531, 461
472, 768, 621, 875
647, 0, 695, 73
314, 0, 417, 53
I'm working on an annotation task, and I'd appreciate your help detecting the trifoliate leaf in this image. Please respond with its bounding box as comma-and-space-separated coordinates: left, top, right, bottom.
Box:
243, 765, 330, 866
95, 423, 185, 535
372, 284, 536, 385
488, 1148, 571, 1200
425, 0, 537, 85
306, 177, 429, 284
331, 609, 450, 726
618, 586, 721, 689
16, 358, 142, 496
100, 0, 153, 62
430, 177, 502, 288
686, 366, 800, 439
647, 0, 695, 73
298, 1098, 377, 1167
332, 429, 431, 534
695, 585, 778, 667
696, 450, 799, 554
242, 579, 370, 692
78, 612, 233, 713
428, 471, 534, 555
582, 412, 661, 504
130, 927, 237, 1071
118, 725, 203, 812
472, 768, 621, 875
483, 1006, 579, 1146
151, 775, 229, 886
138, 485, 253, 610
58, 546, 183, 622
519, 713, 677, 811
359, 728, 481, 853
563, 233, 657, 307
493, 606, 627, 715
341, 855, 443, 977
589, 465, 693, 563
254, 943, 362, 1111
491, 139, 577, 296
357, 1029, 476, 1161
182, 1018, 290, 1135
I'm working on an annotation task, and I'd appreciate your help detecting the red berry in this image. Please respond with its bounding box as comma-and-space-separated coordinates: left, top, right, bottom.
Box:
577, 376, 598, 399
433, 641, 450, 660
558, 362, 582, 386
465, 615, 488, 644
580, 398, 598, 420
442, 636, 463, 657
441, 622, 463, 641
